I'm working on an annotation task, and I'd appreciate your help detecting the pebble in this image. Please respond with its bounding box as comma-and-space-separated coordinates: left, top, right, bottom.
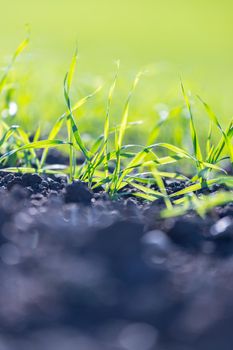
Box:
210, 216, 233, 239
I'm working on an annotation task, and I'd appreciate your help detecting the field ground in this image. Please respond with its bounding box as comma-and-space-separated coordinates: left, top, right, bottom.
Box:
0, 2, 233, 349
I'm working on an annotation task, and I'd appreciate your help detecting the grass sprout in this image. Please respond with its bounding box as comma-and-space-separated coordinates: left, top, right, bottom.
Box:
161, 190, 233, 218
0, 36, 232, 218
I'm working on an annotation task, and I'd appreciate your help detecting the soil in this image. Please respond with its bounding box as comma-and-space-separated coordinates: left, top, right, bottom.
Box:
0, 161, 232, 350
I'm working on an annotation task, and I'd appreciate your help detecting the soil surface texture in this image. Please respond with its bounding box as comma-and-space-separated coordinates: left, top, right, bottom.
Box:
0, 170, 232, 350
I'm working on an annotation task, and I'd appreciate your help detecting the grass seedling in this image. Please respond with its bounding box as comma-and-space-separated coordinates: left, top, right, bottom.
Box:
0, 35, 232, 219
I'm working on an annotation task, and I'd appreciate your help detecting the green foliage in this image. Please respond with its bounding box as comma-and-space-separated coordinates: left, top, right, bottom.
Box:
0, 36, 232, 218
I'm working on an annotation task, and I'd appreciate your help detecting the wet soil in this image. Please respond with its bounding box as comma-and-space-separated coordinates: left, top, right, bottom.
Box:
0, 168, 232, 350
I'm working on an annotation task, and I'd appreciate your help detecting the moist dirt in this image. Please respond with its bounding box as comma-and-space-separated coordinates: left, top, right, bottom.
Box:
0, 169, 232, 350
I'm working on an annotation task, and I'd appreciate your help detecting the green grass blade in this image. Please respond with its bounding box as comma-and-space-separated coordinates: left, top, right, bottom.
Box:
198, 96, 233, 164
33, 125, 41, 142
181, 82, 203, 169
104, 61, 120, 180
0, 125, 19, 147
39, 115, 65, 168
67, 47, 78, 95
170, 176, 233, 198
40, 86, 101, 169
111, 72, 142, 193
129, 181, 165, 199
118, 72, 141, 149
0, 167, 36, 173
209, 120, 233, 163
0, 28, 30, 94
162, 191, 233, 218
0, 139, 69, 164
132, 192, 160, 202
151, 168, 173, 209
68, 114, 90, 159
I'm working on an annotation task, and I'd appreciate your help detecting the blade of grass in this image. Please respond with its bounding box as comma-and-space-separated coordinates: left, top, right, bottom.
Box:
162, 191, 233, 218
181, 81, 203, 171
104, 60, 120, 182
151, 167, 173, 209
170, 176, 233, 198
198, 95, 233, 164
0, 125, 19, 147
110, 72, 142, 194
0, 139, 70, 164
0, 27, 30, 94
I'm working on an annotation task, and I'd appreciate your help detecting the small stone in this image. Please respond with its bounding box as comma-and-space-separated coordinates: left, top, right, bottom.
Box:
210, 216, 233, 239
210, 217, 233, 256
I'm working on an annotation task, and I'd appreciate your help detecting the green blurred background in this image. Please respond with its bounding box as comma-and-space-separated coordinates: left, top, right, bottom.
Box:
0, 0, 233, 139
